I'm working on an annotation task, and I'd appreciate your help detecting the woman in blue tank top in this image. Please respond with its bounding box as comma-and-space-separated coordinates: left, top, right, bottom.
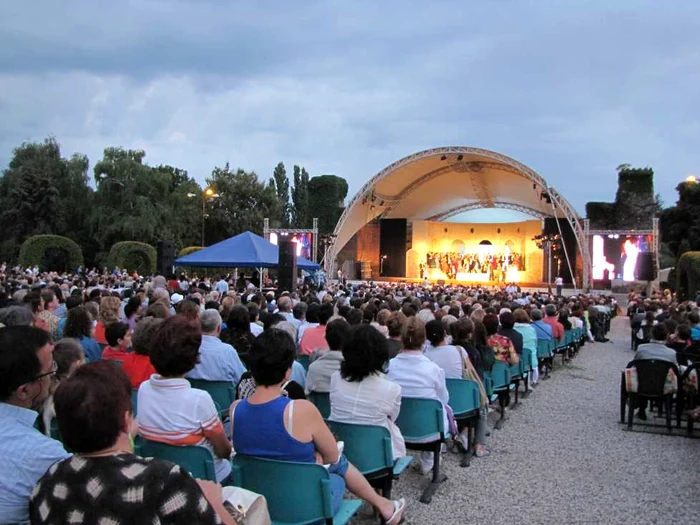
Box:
230, 329, 405, 524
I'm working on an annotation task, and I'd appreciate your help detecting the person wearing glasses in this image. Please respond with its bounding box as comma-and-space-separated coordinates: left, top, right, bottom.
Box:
0, 326, 70, 524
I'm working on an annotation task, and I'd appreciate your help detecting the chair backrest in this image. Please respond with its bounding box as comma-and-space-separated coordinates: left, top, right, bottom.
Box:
231, 454, 335, 524
629, 359, 679, 397
327, 421, 392, 476
187, 379, 235, 415
537, 339, 551, 357
395, 397, 445, 442
490, 361, 511, 390
519, 348, 532, 372
446, 378, 480, 417
139, 439, 217, 481
308, 391, 331, 419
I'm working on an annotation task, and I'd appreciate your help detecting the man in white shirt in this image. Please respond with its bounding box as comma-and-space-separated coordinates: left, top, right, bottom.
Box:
214, 275, 229, 295
186, 309, 246, 387
554, 276, 563, 297
305, 319, 350, 394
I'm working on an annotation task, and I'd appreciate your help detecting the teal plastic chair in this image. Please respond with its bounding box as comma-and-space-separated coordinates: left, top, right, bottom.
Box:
395, 397, 448, 503
327, 420, 411, 498
231, 454, 362, 525
308, 391, 331, 419
519, 349, 533, 394
131, 389, 138, 416
446, 378, 480, 467
296, 355, 311, 371
537, 339, 554, 378
489, 362, 512, 429
139, 439, 217, 481
187, 379, 235, 420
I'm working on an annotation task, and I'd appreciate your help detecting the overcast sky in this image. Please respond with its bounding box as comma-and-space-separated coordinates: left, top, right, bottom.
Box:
1, 0, 699, 216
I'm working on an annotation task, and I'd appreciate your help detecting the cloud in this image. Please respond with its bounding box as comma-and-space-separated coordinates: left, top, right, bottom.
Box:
1, 0, 699, 214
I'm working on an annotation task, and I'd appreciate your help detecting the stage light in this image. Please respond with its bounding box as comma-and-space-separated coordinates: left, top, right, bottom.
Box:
441, 155, 447, 161
457, 155, 463, 161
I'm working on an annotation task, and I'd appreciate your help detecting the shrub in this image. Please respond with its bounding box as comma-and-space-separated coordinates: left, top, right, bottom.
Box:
177, 246, 204, 258
107, 241, 156, 275
19, 235, 84, 271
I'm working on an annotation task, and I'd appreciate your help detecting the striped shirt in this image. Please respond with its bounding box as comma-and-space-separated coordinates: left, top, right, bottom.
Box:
137, 376, 230, 482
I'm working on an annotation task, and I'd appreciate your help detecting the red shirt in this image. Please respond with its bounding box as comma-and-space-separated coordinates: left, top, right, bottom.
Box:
101, 346, 130, 362
94, 322, 107, 345
122, 353, 157, 388
299, 325, 329, 355
544, 316, 565, 342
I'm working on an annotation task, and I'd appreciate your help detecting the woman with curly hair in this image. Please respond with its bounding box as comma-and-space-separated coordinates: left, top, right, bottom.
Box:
94, 296, 121, 346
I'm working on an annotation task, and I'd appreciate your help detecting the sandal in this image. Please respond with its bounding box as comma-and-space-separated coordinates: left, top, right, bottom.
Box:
475, 446, 492, 457
383, 498, 406, 525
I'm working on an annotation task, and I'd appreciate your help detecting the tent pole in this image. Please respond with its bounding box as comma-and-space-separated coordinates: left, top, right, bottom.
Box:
259, 267, 263, 290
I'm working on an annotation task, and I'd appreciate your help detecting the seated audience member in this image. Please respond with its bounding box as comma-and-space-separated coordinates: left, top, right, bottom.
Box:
387, 317, 450, 475
222, 304, 256, 363
330, 324, 405, 459
690, 312, 700, 342
297, 302, 320, 344
483, 313, 519, 365
0, 326, 70, 524
37, 290, 60, 339
450, 317, 483, 379
144, 301, 171, 319
372, 308, 391, 337
94, 296, 121, 346
30, 362, 236, 525
497, 311, 523, 355
101, 322, 132, 362
633, 323, 677, 364
513, 309, 539, 385
230, 329, 405, 524
543, 304, 565, 343
385, 315, 404, 359
123, 296, 142, 331
558, 308, 572, 331
306, 318, 350, 394
138, 316, 233, 484
424, 320, 490, 457
636, 310, 657, 341
299, 302, 334, 355
63, 305, 103, 362
42, 338, 85, 435
187, 309, 246, 387
630, 323, 678, 421
667, 324, 693, 365
530, 308, 553, 342
247, 303, 264, 337
122, 317, 161, 388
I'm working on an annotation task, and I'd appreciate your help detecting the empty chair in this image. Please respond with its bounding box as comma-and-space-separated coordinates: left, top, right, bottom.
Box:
187, 378, 235, 420
308, 391, 331, 419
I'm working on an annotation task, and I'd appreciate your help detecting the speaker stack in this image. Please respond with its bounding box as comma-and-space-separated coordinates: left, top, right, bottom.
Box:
156, 240, 176, 276
278, 239, 297, 292
637, 252, 656, 281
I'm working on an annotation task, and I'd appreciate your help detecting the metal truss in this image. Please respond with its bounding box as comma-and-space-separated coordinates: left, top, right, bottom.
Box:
427, 201, 549, 221
327, 147, 586, 277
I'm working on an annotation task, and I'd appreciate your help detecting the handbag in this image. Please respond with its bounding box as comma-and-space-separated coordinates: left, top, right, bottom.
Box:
222, 486, 271, 525
455, 345, 489, 408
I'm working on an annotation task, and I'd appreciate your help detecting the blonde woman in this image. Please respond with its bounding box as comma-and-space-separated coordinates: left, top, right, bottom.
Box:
94, 296, 121, 346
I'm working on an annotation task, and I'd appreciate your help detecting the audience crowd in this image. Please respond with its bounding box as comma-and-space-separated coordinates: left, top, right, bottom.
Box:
8, 262, 699, 524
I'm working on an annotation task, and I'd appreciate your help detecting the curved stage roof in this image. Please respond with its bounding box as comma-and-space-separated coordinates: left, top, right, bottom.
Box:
329, 146, 584, 270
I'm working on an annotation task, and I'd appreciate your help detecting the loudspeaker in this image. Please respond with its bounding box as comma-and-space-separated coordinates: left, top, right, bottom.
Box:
379, 219, 407, 277
637, 252, 656, 281
278, 239, 297, 292
156, 240, 176, 276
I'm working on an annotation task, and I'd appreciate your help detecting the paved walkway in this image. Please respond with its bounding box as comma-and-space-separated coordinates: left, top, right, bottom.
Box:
356, 317, 700, 524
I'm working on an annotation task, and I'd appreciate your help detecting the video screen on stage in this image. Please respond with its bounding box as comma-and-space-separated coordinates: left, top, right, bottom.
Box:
269, 232, 314, 260
591, 234, 652, 282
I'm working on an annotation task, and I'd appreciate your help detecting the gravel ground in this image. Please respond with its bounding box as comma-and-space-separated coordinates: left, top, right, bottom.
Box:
353, 317, 700, 525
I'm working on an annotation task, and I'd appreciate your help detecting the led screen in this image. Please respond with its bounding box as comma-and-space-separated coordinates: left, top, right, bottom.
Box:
592, 234, 651, 282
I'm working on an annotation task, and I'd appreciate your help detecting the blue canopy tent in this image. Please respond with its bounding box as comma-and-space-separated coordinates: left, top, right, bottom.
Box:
174, 231, 319, 288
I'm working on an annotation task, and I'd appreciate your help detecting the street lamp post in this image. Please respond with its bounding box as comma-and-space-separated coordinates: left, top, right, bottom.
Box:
187, 187, 219, 246
380, 254, 388, 276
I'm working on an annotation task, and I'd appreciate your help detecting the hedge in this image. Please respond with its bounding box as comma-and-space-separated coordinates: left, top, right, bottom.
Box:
19, 235, 84, 270
107, 241, 157, 275
677, 251, 700, 300
178, 246, 204, 258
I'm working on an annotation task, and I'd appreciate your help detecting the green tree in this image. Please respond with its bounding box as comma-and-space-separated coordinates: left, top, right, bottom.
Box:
0, 138, 92, 263
270, 162, 290, 227
308, 175, 348, 235
291, 165, 310, 228
206, 164, 278, 242
659, 179, 700, 261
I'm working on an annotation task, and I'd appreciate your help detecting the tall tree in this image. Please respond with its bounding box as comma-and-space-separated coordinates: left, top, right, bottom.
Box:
308, 174, 348, 234
270, 162, 290, 227
291, 165, 310, 228
206, 164, 278, 243
659, 179, 700, 260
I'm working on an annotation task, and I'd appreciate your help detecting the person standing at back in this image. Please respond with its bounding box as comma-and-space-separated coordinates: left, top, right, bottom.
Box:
0, 326, 70, 524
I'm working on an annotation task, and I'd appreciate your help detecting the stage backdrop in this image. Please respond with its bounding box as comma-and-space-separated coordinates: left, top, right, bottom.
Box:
407, 220, 544, 283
